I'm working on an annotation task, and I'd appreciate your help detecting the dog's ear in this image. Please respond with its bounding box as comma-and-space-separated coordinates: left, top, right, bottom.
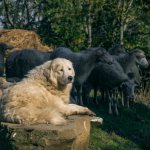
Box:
49, 66, 58, 87
43, 60, 58, 87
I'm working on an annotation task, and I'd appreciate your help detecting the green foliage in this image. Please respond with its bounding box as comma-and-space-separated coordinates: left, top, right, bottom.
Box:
125, 1, 150, 50
90, 125, 140, 150
0, 0, 150, 52
35, 0, 85, 50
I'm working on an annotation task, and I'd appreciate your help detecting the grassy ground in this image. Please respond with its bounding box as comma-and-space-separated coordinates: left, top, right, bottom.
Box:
88, 99, 150, 150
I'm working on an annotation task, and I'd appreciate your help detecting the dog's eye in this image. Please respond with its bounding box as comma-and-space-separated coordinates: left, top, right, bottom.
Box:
60, 69, 63, 71
68, 68, 71, 70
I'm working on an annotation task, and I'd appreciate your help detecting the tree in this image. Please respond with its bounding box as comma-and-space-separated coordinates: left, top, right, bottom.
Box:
0, 0, 149, 52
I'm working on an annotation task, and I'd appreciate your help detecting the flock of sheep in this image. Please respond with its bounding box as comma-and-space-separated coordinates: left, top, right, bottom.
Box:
0, 42, 149, 115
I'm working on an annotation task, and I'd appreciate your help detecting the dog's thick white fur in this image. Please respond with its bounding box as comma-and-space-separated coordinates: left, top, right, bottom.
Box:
0, 58, 94, 125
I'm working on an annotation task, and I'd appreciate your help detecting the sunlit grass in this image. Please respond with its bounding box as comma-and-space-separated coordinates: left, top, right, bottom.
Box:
90, 125, 140, 150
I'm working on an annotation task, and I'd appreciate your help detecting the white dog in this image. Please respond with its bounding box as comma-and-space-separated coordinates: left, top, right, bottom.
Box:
0, 58, 95, 125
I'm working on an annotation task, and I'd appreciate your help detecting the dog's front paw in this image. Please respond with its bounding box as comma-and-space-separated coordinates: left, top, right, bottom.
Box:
87, 109, 96, 116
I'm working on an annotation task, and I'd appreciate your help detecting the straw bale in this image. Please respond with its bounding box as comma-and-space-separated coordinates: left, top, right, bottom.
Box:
0, 29, 53, 54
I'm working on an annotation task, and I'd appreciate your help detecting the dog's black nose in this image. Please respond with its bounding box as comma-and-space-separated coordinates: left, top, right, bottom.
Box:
68, 76, 73, 81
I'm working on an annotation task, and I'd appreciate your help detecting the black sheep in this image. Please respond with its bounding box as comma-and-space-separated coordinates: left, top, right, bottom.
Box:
6, 48, 52, 79
83, 59, 128, 114
109, 47, 149, 108
0, 42, 13, 77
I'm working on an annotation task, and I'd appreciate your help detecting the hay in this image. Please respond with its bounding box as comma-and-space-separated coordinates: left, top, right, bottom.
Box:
0, 29, 53, 53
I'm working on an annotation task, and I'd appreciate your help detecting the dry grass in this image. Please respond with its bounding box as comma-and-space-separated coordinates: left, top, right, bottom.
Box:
136, 87, 150, 108
0, 29, 53, 55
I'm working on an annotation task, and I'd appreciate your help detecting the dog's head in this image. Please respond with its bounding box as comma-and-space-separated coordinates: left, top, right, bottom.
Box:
44, 58, 75, 86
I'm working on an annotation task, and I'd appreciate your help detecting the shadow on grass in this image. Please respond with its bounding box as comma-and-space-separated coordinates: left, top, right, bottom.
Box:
0, 123, 13, 150
88, 101, 150, 150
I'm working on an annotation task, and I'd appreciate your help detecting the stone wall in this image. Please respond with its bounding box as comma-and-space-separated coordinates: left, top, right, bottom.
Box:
0, 115, 91, 150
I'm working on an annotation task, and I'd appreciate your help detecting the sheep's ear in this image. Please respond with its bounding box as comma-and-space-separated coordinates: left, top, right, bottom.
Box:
5, 44, 14, 50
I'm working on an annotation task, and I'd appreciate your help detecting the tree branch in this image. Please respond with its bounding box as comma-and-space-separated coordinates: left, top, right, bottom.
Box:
3, 0, 14, 27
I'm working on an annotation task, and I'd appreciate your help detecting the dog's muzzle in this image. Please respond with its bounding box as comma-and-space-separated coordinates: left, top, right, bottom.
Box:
68, 76, 73, 81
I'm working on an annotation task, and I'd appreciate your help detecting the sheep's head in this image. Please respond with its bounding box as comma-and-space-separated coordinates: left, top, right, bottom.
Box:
94, 47, 113, 64
0, 42, 14, 54
132, 49, 149, 68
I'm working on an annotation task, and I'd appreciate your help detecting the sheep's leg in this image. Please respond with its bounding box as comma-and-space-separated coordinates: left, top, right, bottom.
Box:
82, 84, 89, 105
134, 93, 138, 102
114, 89, 119, 115
130, 98, 134, 108
132, 96, 135, 102
106, 90, 112, 115
75, 85, 80, 105
94, 87, 98, 104
71, 86, 78, 104
80, 85, 84, 106
114, 103, 119, 115
79, 85, 84, 106
121, 91, 124, 107
101, 89, 105, 102
84, 85, 92, 105
111, 91, 114, 106
127, 96, 130, 108
76, 84, 84, 106
147, 82, 150, 94
108, 102, 112, 114
70, 96, 76, 104
74, 89, 78, 103
144, 82, 149, 96
86, 90, 91, 105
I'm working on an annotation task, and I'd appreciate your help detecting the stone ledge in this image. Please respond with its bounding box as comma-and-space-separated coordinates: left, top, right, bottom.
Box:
0, 115, 91, 150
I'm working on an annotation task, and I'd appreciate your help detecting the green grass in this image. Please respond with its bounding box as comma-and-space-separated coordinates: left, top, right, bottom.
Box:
88, 100, 150, 150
